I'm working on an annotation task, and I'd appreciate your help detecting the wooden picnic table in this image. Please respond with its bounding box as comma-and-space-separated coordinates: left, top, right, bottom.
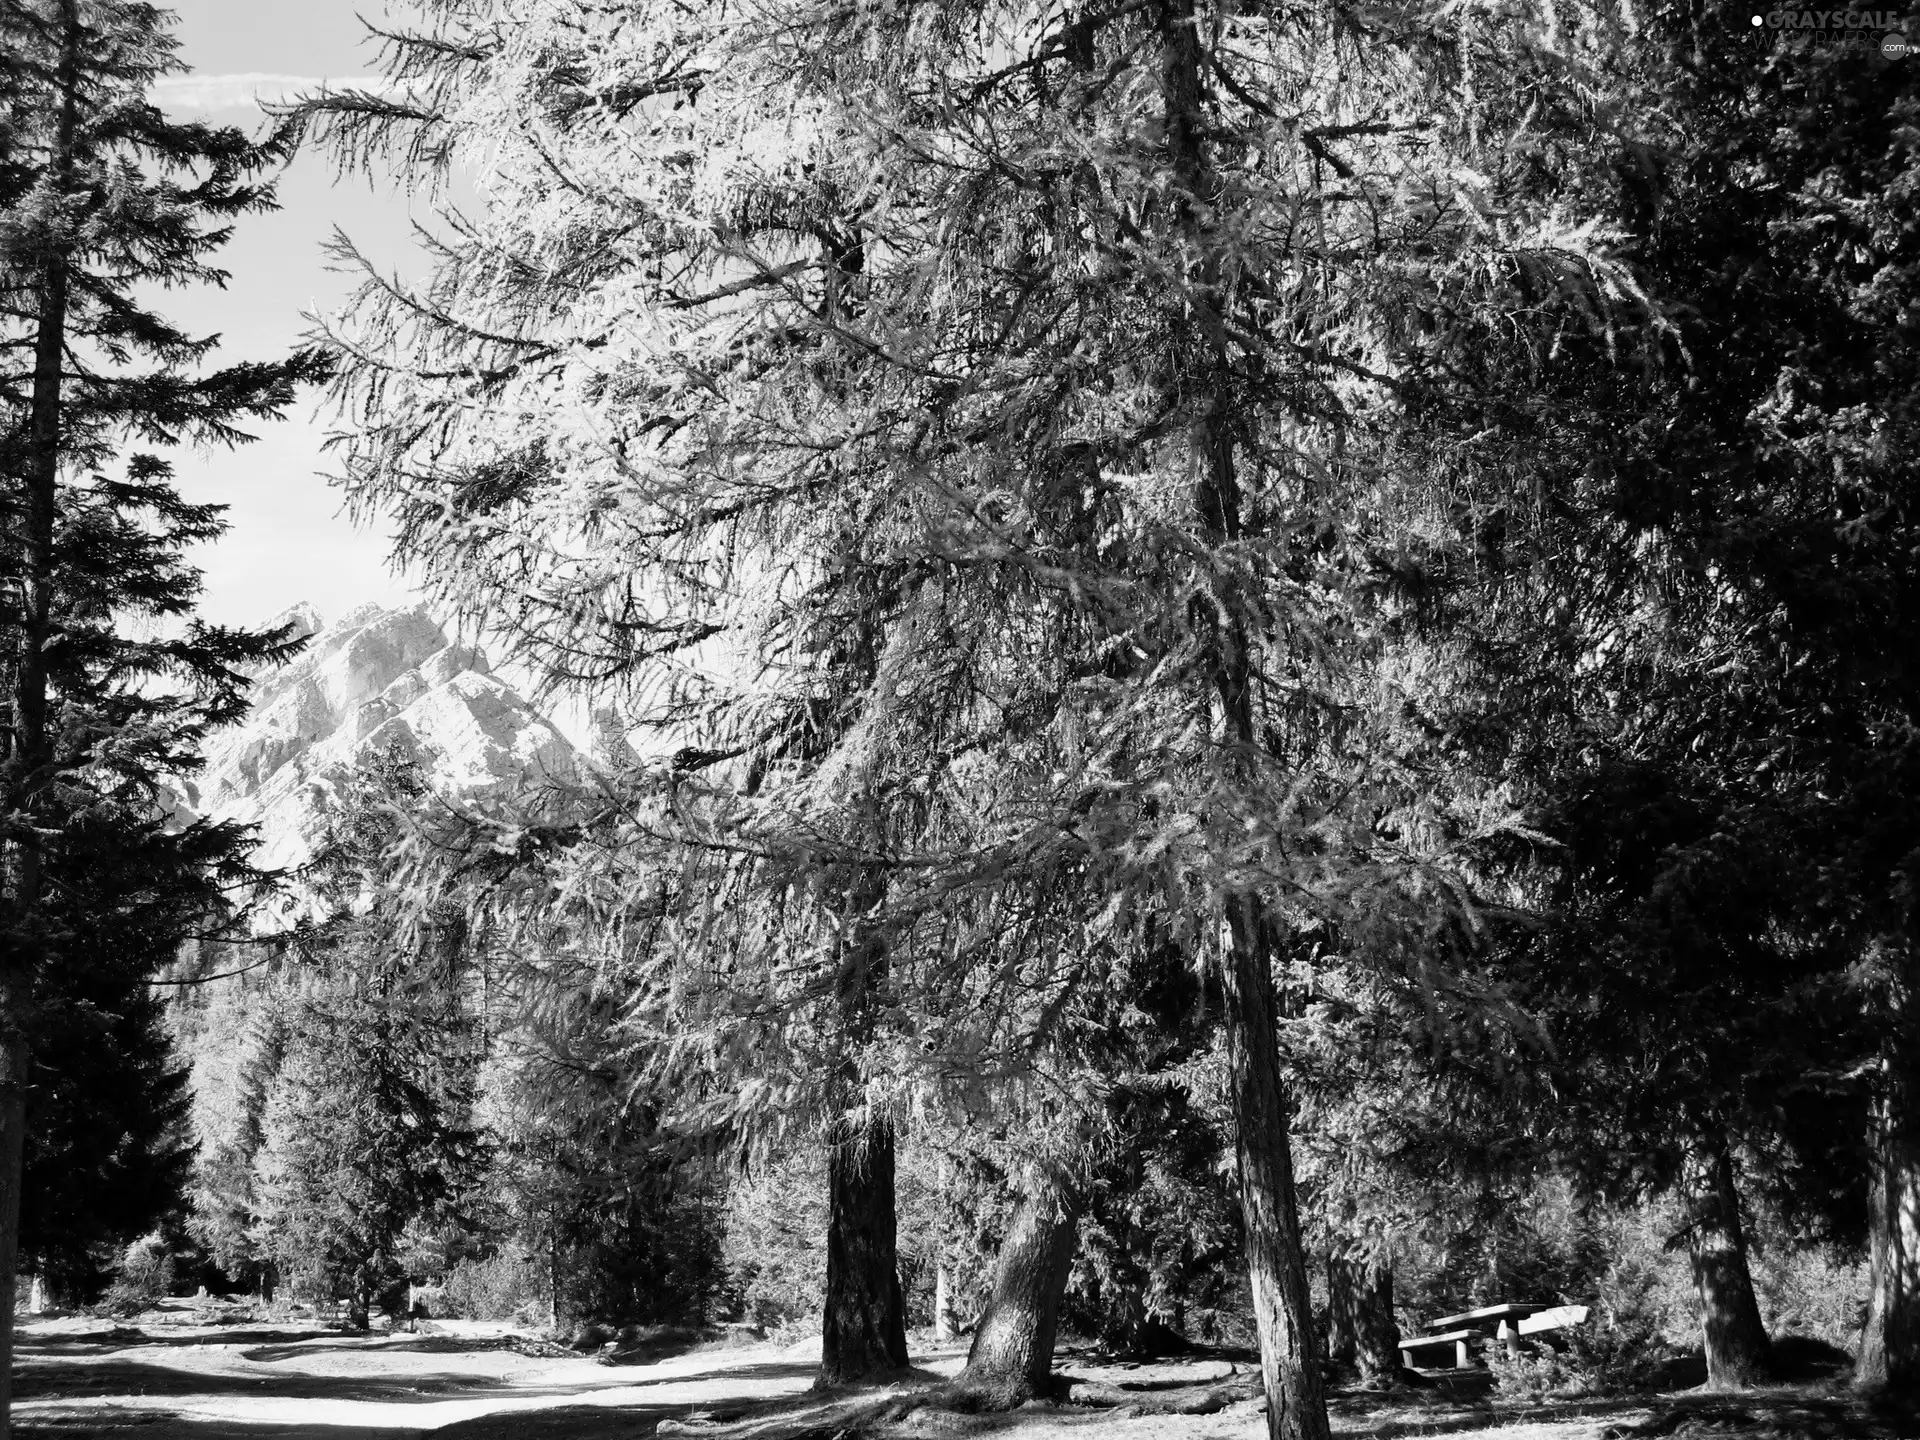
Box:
1397, 1302, 1590, 1371
1430, 1303, 1552, 1331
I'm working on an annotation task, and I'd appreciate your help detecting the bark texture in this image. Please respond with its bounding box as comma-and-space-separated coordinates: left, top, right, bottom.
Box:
958, 1169, 1081, 1405
1154, 0, 1331, 1430
819, 1114, 909, 1385
816, 844, 907, 1387
1326, 1256, 1356, 1364
933, 1261, 958, 1343
1681, 1141, 1771, 1389
1860, 972, 1920, 1391
1328, 1253, 1400, 1387
0, 1031, 25, 1434
1220, 909, 1331, 1440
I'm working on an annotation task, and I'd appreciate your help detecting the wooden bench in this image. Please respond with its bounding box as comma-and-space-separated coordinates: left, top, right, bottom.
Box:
1398, 1327, 1477, 1369
1516, 1304, 1591, 1338
1398, 1302, 1591, 1372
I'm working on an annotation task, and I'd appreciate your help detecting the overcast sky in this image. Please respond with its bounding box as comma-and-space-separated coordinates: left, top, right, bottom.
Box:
158, 0, 431, 630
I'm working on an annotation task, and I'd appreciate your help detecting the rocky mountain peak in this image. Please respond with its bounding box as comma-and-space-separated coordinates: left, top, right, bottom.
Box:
191, 604, 578, 871
259, 600, 324, 647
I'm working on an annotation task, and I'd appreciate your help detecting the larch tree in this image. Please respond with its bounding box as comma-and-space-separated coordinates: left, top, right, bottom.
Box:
0, 0, 323, 1424
950, 927, 1204, 1401
296, 0, 1635, 1432
958, 1159, 1082, 1403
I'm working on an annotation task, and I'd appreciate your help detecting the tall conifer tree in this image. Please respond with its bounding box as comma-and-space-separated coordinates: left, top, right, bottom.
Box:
295, 0, 1605, 1429
1393, 0, 1920, 1387
0, 1, 323, 1425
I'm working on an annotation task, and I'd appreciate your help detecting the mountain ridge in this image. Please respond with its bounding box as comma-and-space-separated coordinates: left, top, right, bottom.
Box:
186, 603, 582, 872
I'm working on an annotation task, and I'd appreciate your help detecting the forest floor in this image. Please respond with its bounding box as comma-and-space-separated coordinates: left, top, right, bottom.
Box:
12, 1299, 1911, 1440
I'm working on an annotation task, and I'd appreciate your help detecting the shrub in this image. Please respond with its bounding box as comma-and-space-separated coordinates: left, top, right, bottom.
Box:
1488, 1318, 1671, 1403
722, 1150, 827, 1332
1487, 1340, 1576, 1402
1561, 1310, 1674, 1392
408, 1282, 447, 1317
1589, 1197, 1698, 1348
101, 1232, 175, 1317
1396, 1175, 1622, 1329
568, 1319, 615, 1350
1752, 1241, 1866, 1355
441, 1252, 551, 1323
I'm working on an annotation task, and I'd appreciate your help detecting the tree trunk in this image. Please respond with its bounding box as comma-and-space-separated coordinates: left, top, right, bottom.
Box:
547, 1216, 560, 1332
958, 1168, 1080, 1406
1351, 1258, 1400, 1388
933, 1155, 958, 1343
1330, 1252, 1399, 1385
1098, 1283, 1152, 1355
0, 1032, 24, 1431
819, 1113, 908, 1385
1152, 0, 1331, 1427
1327, 1254, 1357, 1364
1860, 967, 1920, 1391
1220, 908, 1332, 1440
1681, 1140, 1771, 1389
934, 1261, 958, 1343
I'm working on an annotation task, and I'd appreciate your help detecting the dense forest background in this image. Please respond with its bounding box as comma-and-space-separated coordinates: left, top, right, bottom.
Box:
0, 0, 1916, 1437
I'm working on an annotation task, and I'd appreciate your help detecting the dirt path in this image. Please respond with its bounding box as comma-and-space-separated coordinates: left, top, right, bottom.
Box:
8, 1306, 1618, 1440
14, 1308, 857, 1440
15, 1306, 1900, 1440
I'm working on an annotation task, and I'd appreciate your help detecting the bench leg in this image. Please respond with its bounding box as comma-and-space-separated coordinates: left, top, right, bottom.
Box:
1456, 1339, 1470, 1369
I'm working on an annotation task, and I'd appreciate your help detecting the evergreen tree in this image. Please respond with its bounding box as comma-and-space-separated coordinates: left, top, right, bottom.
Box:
1622, 23, 1920, 1390
235, 753, 483, 1324
253, 965, 481, 1324
21, 812, 237, 1300
293, 1, 1612, 1429
180, 982, 287, 1295
0, 0, 324, 1421
1387, 0, 1920, 1388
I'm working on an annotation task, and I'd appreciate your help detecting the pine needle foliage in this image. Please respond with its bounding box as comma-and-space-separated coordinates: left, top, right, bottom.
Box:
291, 0, 1617, 1153
0, 0, 330, 1411
291, 0, 1667, 1421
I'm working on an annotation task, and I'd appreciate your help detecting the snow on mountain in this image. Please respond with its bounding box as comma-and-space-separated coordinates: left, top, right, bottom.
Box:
189, 603, 581, 871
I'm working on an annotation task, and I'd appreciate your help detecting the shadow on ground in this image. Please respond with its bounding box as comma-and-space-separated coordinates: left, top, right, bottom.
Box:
20, 1328, 342, 1354
440, 1402, 686, 1440
1597, 1389, 1920, 1440
1320, 1381, 1920, 1440
19, 1417, 419, 1440
1330, 1392, 1649, 1438
15, 1357, 517, 1404
16, 1359, 825, 1413
241, 1336, 521, 1364
593, 1360, 823, 1391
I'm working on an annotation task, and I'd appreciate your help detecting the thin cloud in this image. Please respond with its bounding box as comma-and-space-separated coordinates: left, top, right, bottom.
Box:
151, 73, 393, 113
